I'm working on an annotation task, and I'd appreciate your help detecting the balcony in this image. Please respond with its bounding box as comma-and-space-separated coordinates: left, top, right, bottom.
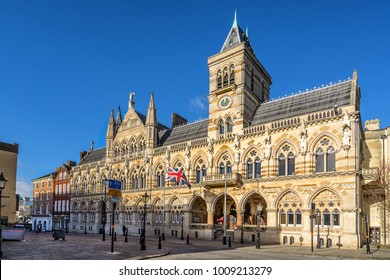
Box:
203, 173, 242, 187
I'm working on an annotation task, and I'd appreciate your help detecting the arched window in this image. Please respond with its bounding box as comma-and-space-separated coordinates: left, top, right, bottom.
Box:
280, 210, 286, 225
323, 209, 331, 226
217, 70, 222, 89
123, 145, 129, 157
223, 68, 228, 87
220, 162, 225, 175
219, 120, 225, 135
315, 148, 324, 173
131, 141, 137, 154
195, 165, 207, 183
132, 174, 138, 189
295, 209, 302, 225
246, 159, 253, 179
227, 161, 232, 173
226, 118, 233, 133
278, 154, 286, 176
246, 150, 262, 179
314, 139, 336, 173
287, 209, 294, 225
332, 209, 340, 226
83, 180, 88, 194
229, 65, 235, 85
255, 157, 261, 178
287, 153, 295, 175
326, 146, 336, 171
91, 179, 97, 193
121, 178, 126, 191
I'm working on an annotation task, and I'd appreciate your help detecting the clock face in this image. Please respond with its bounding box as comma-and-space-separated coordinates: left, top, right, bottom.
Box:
218, 95, 232, 110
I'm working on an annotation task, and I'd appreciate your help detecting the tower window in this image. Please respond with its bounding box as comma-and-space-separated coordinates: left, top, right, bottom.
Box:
229, 65, 235, 85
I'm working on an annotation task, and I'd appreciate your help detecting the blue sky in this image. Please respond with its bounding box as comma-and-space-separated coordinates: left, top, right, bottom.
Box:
1, 0, 389, 198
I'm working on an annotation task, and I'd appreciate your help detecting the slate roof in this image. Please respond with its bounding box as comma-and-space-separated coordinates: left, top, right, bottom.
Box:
221, 12, 253, 53
33, 172, 56, 180
251, 80, 352, 126
79, 147, 106, 165
158, 119, 209, 146
136, 111, 168, 130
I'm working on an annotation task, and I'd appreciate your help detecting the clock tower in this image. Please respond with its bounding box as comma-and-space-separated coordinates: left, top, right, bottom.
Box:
207, 12, 272, 140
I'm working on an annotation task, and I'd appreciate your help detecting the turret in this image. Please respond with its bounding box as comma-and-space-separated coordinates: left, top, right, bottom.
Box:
106, 109, 115, 158
145, 92, 158, 148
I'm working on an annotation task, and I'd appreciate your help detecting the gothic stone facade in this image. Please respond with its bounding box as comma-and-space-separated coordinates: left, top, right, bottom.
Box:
69, 17, 366, 249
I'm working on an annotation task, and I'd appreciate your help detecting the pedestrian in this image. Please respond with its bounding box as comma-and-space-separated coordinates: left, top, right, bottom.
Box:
122, 225, 127, 236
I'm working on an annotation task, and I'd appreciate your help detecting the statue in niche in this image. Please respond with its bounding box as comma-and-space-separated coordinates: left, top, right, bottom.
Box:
234, 134, 240, 164
264, 128, 271, 160
299, 122, 308, 155
207, 137, 214, 168
185, 146, 191, 170
342, 127, 351, 148
343, 111, 351, 128
165, 149, 170, 169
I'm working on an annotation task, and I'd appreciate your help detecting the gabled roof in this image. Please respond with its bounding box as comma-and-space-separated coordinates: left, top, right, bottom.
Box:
158, 119, 208, 146
221, 11, 253, 53
78, 147, 106, 165
251, 80, 352, 126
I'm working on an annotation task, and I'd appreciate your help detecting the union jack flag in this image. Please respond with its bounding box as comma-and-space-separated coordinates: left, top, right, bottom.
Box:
167, 167, 191, 189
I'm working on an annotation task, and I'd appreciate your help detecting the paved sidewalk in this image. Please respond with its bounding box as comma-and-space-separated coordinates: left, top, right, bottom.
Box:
2, 231, 390, 260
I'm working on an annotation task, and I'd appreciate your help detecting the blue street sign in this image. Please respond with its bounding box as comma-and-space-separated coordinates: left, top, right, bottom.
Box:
108, 180, 121, 197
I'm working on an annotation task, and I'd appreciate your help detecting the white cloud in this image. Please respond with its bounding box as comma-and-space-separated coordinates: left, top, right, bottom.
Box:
189, 96, 207, 112
16, 179, 33, 199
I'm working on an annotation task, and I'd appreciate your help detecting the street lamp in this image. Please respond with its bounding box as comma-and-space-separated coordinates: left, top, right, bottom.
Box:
0, 172, 8, 258
102, 201, 107, 241
316, 211, 321, 249
256, 202, 263, 249
380, 134, 387, 245
141, 191, 149, 251
84, 212, 87, 234
364, 214, 371, 254
222, 153, 228, 245
240, 212, 244, 244
181, 211, 184, 240
102, 180, 107, 241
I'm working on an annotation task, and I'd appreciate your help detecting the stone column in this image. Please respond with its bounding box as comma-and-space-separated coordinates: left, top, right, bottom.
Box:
207, 210, 214, 228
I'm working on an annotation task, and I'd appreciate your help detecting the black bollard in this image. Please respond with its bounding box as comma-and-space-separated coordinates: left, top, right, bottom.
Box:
158, 235, 162, 249
125, 230, 128, 243
114, 232, 117, 241
228, 237, 231, 248
186, 234, 189, 244
162, 233, 165, 241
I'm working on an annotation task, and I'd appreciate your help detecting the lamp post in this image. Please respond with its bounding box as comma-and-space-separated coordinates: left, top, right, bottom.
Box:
102, 180, 107, 241
256, 202, 263, 249
380, 134, 387, 245
364, 214, 370, 254
181, 211, 184, 240
222, 153, 228, 245
141, 191, 149, 251
102, 201, 107, 241
316, 211, 321, 249
84, 212, 87, 234
0, 172, 8, 258
240, 212, 244, 244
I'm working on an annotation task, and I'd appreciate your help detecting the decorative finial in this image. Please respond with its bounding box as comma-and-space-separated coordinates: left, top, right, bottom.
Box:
233, 9, 238, 27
